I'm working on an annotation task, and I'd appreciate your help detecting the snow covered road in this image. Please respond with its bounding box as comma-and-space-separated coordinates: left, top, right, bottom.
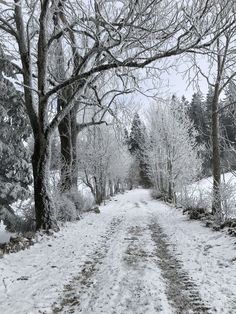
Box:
1, 189, 236, 313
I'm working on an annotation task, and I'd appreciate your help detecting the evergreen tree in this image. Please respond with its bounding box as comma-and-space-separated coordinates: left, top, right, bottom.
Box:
179, 95, 190, 118
129, 113, 144, 154
188, 92, 207, 145
221, 83, 236, 147
186, 90, 213, 175
205, 86, 214, 140
0, 50, 32, 226
123, 128, 129, 146
128, 113, 151, 188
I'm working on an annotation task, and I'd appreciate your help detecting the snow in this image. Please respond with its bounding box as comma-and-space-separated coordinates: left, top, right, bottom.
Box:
1, 189, 236, 313
0, 191, 169, 314
190, 172, 236, 196
146, 196, 236, 313
0, 220, 12, 244
183, 172, 236, 217
0, 210, 120, 313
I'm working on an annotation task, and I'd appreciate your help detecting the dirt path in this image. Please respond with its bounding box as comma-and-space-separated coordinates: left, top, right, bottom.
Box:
2, 190, 235, 314
149, 221, 210, 314
52, 216, 124, 313
52, 201, 211, 314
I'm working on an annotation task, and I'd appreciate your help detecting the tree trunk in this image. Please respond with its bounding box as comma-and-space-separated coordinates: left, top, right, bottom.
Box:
109, 179, 114, 196
58, 102, 78, 192
94, 176, 103, 205
102, 181, 107, 200
32, 135, 58, 231
58, 101, 73, 192
167, 158, 173, 201
211, 86, 222, 216
71, 107, 78, 189
114, 179, 121, 194
160, 173, 164, 194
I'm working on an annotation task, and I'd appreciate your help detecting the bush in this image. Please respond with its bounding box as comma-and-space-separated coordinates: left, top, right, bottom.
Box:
150, 189, 163, 200
220, 181, 236, 220
54, 188, 94, 222
2, 198, 36, 233
177, 187, 209, 212
8, 214, 35, 233
55, 193, 77, 222
179, 178, 236, 223
187, 207, 208, 220
65, 188, 85, 212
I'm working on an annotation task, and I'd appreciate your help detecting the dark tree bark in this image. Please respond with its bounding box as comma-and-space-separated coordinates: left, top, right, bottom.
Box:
32, 134, 57, 230
109, 179, 114, 197
210, 37, 229, 217
58, 99, 73, 192
13, 0, 58, 231
70, 107, 79, 189
211, 84, 221, 215
94, 176, 103, 205
58, 104, 79, 192
114, 179, 121, 194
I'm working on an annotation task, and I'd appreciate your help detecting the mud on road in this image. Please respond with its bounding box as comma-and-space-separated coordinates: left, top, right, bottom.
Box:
52, 204, 212, 314
149, 221, 211, 314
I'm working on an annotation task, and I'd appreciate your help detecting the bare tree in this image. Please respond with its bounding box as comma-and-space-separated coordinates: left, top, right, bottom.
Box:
0, 0, 231, 230
78, 124, 130, 204
146, 100, 201, 202
188, 1, 236, 219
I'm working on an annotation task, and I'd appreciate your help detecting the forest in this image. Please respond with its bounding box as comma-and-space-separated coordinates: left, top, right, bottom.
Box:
1, 1, 236, 313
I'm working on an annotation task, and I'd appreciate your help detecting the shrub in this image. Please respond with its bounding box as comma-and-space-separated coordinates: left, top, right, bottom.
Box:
150, 189, 163, 200
178, 187, 209, 213
3, 198, 35, 233
65, 188, 85, 212
55, 193, 77, 222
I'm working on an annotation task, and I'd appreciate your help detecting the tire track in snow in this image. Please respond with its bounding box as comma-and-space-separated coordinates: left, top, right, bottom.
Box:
149, 220, 211, 314
52, 201, 172, 314
52, 194, 211, 314
76, 215, 171, 314
51, 216, 124, 313
114, 224, 167, 313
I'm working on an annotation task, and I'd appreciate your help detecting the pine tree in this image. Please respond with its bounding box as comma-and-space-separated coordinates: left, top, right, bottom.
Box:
221, 84, 236, 147
205, 84, 236, 171
186, 90, 212, 175
188, 92, 207, 145
0, 49, 32, 226
205, 86, 214, 140
128, 113, 151, 188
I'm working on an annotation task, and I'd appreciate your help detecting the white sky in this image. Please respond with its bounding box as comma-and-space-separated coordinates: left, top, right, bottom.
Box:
133, 55, 210, 109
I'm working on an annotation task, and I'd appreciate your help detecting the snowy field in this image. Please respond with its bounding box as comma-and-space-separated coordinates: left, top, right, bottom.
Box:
1, 189, 236, 314
190, 172, 236, 196
181, 172, 236, 218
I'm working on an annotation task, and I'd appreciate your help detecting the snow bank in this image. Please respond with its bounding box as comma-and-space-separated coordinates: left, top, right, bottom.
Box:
190, 172, 236, 195
181, 172, 236, 217
149, 199, 236, 313
0, 204, 120, 313
0, 220, 12, 244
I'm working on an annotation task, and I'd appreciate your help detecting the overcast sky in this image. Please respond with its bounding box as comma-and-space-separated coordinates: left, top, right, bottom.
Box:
133, 54, 211, 110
